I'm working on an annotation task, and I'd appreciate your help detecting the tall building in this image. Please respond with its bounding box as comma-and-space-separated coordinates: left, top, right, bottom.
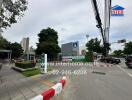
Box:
61, 41, 79, 56
20, 37, 29, 53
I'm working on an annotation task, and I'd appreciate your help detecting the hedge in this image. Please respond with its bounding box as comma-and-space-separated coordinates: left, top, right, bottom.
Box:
15, 61, 36, 69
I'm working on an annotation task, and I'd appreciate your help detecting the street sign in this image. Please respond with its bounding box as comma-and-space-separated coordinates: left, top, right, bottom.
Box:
118, 39, 126, 43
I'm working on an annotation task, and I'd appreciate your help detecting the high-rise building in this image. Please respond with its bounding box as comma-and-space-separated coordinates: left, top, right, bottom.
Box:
61, 41, 79, 56
20, 37, 29, 53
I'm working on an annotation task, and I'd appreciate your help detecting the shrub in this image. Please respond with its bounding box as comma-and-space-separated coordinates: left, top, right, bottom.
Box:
85, 51, 94, 62
15, 61, 36, 69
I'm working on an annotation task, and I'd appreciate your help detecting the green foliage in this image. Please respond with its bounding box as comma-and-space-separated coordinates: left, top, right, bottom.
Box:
124, 42, 132, 55
85, 51, 94, 62
0, 36, 23, 59
85, 38, 110, 57
113, 50, 123, 57
15, 61, 36, 69
38, 28, 58, 43
0, 36, 10, 49
103, 43, 111, 56
9, 42, 23, 58
85, 38, 102, 62
0, 0, 28, 29
36, 28, 61, 60
0, 36, 11, 58
86, 38, 102, 53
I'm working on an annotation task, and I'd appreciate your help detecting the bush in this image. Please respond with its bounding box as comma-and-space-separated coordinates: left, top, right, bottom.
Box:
15, 61, 36, 69
85, 51, 94, 62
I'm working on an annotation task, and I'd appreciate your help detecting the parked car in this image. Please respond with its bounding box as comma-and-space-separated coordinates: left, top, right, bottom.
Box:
99, 57, 121, 64
112, 58, 121, 64
125, 56, 132, 68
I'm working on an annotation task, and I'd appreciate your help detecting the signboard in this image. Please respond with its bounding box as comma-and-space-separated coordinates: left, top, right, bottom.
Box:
62, 56, 85, 62
111, 5, 125, 16
40, 53, 47, 73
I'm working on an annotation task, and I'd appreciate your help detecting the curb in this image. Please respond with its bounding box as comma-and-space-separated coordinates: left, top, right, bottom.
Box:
31, 76, 66, 100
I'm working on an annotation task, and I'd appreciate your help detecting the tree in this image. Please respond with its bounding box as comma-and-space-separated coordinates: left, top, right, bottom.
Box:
0, 0, 27, 29
0, 36, 23, 59
113, 50, 123, 57
85, 38, 111, 61
36, 28, 61, 60
9, 42, 23, 58
86, 38, 103, 53
0, 36, 10, 58
103, 42, 111, 56
85, 38, 102, 62
124, 42, 132, 55
0, 36, 10, 49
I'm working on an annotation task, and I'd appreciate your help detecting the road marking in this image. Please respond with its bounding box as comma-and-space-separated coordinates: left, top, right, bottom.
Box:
117, 65, 132, 78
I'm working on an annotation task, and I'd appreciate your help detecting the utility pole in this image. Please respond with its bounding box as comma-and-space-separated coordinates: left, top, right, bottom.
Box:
86, 34, 89, 41
91, 0, 112, 57
103, 0, 112, 56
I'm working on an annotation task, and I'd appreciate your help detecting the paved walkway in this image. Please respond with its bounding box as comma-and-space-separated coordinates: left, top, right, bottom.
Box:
0, 63, 52, 100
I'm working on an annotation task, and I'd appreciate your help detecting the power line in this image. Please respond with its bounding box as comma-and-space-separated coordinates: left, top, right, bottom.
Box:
91, 0, 112, 56
91, 0, 105, 43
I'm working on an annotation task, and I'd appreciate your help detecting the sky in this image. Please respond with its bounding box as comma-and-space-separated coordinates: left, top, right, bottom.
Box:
2, 0, 132, 52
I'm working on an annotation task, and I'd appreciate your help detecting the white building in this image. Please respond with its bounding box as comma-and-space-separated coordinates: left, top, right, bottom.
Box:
20, 37, 29, 53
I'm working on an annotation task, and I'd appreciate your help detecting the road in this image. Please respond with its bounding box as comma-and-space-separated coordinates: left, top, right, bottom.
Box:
1, 60, 132, 100
54, 60, 132, 100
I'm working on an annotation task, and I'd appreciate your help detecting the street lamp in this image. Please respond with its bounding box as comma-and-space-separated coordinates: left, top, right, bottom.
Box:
86, 34, 89, 41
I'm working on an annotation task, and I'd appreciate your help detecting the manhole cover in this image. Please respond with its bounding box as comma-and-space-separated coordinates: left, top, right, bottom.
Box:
92, 71, 106, 75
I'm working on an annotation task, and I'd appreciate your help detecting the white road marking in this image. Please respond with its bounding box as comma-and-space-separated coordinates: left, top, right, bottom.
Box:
117, 65, 132, 78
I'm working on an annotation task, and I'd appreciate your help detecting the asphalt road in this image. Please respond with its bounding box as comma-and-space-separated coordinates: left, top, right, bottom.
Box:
55, 60, 132, 100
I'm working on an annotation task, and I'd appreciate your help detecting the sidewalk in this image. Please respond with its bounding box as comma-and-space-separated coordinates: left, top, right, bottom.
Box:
0, 63, 60, 100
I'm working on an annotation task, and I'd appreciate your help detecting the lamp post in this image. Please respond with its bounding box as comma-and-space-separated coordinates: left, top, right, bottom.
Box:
86, 34, 89, 41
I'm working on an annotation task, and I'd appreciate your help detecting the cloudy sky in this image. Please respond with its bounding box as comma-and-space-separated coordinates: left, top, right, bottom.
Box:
2, 0, 132, 52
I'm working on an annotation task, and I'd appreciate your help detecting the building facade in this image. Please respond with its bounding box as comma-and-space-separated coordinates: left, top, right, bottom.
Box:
61, 41, 79, 56
81, 50, 86, 56
20, 37, 29, 53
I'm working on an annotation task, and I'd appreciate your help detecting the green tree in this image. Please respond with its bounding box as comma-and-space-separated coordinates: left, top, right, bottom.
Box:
113, 50, 123, 57
9, 42, 23, 58
85, 38, 111, 61
86, 38, 102, 53
85, 51, 94, 62
124, 42, 132, 55
0, 36, 10, 49
0, 36, 10, 58
85, 38, 102, 62
36, 28, 61, 60
0, 0, 27, 29
0, 36, 23, 58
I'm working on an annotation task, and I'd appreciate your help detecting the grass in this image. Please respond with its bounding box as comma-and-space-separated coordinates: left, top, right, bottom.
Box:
22, 68, 40, 77
22, 66, 53, 77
